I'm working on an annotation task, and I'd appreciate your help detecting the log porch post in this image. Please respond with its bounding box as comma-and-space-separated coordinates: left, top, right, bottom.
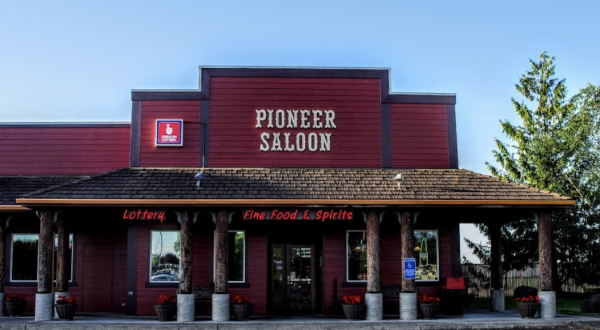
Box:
178, 211, 194, 321
36, 210, 54, 321
400, 211, 417, 320
54, 216, 70, 318
0, 216, 5, 313
489, 222, 504, 311
365, 211, 382, 320
538, 211, 556, 318
212, 211, 229, 321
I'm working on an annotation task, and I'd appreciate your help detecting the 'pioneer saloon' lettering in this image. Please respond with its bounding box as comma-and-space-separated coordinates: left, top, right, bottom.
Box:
122, 209, 166, 222
255, 109, 336, 152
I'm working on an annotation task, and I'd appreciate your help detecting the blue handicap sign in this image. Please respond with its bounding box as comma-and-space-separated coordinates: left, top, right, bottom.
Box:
404, 258, 416, 279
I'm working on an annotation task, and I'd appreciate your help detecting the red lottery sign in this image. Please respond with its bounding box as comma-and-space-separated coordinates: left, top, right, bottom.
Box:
155, 119, 183, 146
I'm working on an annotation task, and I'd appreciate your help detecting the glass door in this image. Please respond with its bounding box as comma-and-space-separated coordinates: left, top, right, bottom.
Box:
270, 244, 316, 313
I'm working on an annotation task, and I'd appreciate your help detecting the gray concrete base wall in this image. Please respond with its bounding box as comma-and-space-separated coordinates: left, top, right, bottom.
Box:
490, 290, 505, 312
539, 291, 556, 319
178, 293, 195, 322
400, 292, 417, 320
212, 293, 230, 322
365, 293, 382, 321
35, 293, 53, 322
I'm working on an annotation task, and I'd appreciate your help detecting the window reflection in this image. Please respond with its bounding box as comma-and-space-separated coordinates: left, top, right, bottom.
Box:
150, 231, 180, 282
347, 231, 367, 281
414, 230, 438, 281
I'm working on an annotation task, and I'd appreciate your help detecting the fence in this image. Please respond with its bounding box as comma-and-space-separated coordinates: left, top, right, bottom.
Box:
461, 263, 600, 297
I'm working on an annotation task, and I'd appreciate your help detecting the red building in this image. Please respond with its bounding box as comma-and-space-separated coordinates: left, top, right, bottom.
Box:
0, 67, 572, 321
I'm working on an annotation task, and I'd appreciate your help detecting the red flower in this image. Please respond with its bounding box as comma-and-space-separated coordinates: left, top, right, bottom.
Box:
157, 294, 177, 305
515, 295, 539, 303
232, 295, 250, 304
418, 294, 440, 303
6, 294, 27, 303
56, 295, 77, 305
342, 295, 363, 305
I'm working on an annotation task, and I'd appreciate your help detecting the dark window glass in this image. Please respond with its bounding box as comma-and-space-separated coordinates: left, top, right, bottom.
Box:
347, 231, 367, 281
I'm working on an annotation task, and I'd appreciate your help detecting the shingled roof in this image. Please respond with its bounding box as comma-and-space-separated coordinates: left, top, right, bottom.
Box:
15, 168, 573, 208
0, 176, 82, 208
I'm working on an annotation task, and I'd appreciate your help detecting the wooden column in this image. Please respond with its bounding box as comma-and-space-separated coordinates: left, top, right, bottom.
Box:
214, 211, 228, 294
37, 211, 54, 293
179, 211, 193, 294
538, 212, 553, 291
0, 216, 5, 293
401, 211, 415, 292
56, 217, 69, 292
366, 211, 380, 293
489, 223, 503, 290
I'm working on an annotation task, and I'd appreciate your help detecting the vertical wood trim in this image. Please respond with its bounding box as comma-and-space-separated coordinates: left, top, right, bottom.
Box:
130, 101, 141, 167
214, 211, 228, 293
366, 211, 380, 292
37, 211, 53, 293
381, 104, 391, 168
401, 211, 415, 292
449, 222, 462, 277
126, 224, 138, 315
538, 212, 553, 291
446, 105, 458, 168
200, 100, 210, 167
0, 216, 5, 292
180, 211, 193, 293
489, 223, 503, 290
56, 218, 69, 292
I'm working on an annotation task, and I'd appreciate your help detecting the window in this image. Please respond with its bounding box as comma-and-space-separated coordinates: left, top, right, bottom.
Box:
213, 230, 246, 283
150, 231, 180, 282
11, 233, 73, 282
414, 230, 439, 281
346, 230, 367, 281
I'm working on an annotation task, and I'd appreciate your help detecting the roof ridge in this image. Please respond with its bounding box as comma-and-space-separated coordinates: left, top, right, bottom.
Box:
21, 168, 129, 198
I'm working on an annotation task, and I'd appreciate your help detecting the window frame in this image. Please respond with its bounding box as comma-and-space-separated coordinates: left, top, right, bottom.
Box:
213, 230, 246, 283
10, 233, 75, 283
149, 230, 181, 283
414, 229, 440, 282
346, 230, 368, 283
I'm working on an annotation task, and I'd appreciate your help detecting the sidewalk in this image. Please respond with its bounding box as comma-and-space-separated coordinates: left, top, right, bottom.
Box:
1, 310, 599, 330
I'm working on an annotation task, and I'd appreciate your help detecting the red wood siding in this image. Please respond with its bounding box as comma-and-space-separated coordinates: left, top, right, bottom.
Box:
380, 227, 402, 286
139, 100, 200, 168
390, 104, 449, 168
230, 232, 268, 315
440, 228, 452, 279
209, 77, 382, 167
0, 126, 130, 175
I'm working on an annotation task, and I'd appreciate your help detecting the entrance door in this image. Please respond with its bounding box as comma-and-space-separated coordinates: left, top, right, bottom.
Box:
271, 244, 316, 313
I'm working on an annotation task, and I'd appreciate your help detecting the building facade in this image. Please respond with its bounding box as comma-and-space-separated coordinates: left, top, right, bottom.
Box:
0, 67, 572, 320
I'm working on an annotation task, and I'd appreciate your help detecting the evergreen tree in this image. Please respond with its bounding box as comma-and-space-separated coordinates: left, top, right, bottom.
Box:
466, 53, 600, 290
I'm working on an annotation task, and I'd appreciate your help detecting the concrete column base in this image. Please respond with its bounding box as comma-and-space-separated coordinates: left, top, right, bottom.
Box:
54, 291, 69, 319
212, 293, 230, 321
365, 293, 383, 321
539, 291, 556, 319
400, 292, 417, 320
490, 289, 505, 312
177, 293, 195, 322
0, 293, 5, 317
35, 293, 54, 321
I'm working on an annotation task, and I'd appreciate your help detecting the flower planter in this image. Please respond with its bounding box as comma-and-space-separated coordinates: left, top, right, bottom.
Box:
419, 302, 439, 319
517, 302, 538, 319
154, 304, 177, 321
342, 303, 365, 320
5, 301, 27, 317
56, 303, 78, 320
232, 303, 252, 320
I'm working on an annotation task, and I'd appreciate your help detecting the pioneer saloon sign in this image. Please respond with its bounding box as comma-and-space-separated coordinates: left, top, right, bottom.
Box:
255, 109, 336, 152
243, 209, 353, 221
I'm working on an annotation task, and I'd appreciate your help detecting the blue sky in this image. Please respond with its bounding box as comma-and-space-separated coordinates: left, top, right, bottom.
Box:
2, 1, 598, 261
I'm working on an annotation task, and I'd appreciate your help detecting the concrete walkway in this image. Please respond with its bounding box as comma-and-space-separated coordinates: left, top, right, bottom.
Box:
1, 310, 599, 330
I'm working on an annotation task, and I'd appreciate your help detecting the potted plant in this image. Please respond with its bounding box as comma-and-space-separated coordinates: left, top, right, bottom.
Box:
5, 294, 27, 317
154, 294, 177, 321
231, 295, 252, 321
341, 295, 365, 320
515, 295, 539, 319
417, 294, 440, 319
55, 295, 78, 320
